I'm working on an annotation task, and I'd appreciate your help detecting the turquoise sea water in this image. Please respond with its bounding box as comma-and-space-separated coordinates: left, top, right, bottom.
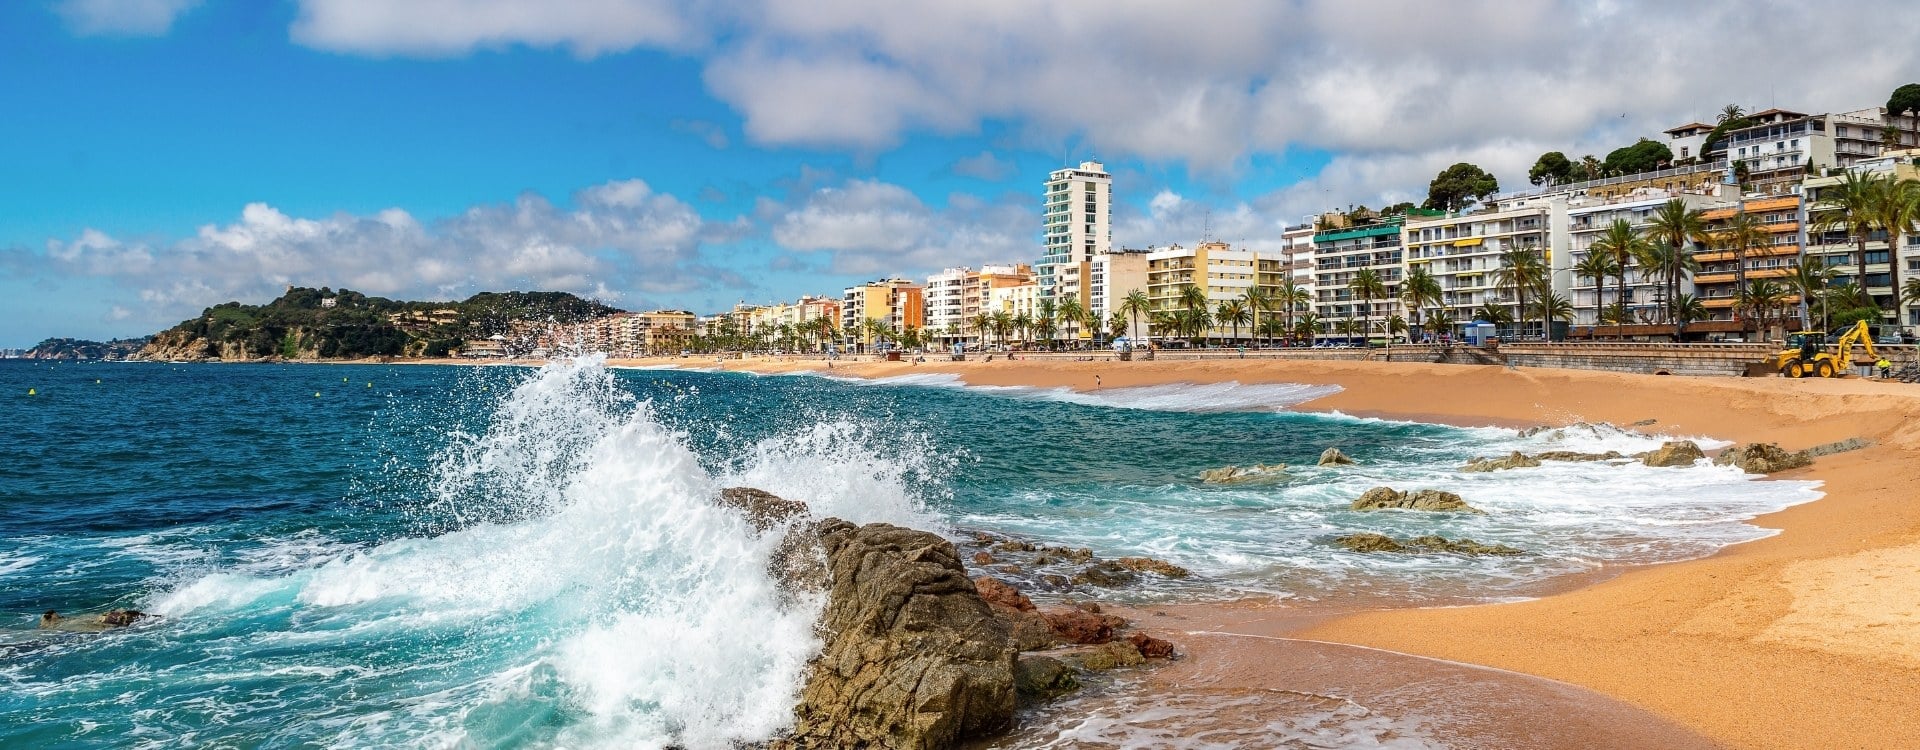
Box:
0, 358, 1820, 748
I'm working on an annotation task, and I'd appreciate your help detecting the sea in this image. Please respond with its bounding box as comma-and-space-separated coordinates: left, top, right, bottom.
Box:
0, 357, 1821, 748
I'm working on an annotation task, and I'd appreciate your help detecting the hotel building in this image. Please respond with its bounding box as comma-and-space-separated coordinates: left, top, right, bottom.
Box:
1312, 213, 1424, 338
1804, 148, 1920, 330
840, 279, 925, 348
1038, 161, 1112, 308
1402, 199, 1571, 338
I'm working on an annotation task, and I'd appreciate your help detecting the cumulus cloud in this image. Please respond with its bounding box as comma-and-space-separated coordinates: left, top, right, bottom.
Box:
284, 0, 1919, 185
770, 179, 1033, 276
55, 0, 201, 36
16, 180, 735, 329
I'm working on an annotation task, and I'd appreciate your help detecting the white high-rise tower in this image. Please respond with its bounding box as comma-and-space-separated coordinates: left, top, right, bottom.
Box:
1037, 161, 1111, 307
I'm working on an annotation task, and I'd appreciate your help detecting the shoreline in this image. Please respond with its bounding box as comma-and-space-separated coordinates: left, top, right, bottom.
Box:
667, 354, 1920, 750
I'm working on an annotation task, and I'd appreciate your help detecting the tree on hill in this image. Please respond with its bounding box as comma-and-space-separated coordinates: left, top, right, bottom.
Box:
1602, 138, 1674, 177
1422, 163, 1499, 213
1529, 152, 1574, 186
1701, 106, 1757, 160
1888, 83, 1920, 117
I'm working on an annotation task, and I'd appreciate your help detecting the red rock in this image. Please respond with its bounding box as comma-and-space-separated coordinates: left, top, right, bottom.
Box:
971, 551, 996, 566
973, 577, 1035, 612
1041, 608, 1125, 645
1127, 633, 1175, 659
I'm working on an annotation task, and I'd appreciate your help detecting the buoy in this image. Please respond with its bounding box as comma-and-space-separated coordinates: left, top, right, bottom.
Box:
343, 377, 349, 382
314, 392, 321, 397
366, 382, 372, 387
27, 388, 35, 396
95, 379, 101, 384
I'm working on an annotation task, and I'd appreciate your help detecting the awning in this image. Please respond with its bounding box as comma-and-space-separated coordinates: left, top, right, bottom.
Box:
1452, 238, 1483, 247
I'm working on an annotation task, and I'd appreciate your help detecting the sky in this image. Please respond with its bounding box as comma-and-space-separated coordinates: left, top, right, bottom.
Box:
3, 0, 1918, 346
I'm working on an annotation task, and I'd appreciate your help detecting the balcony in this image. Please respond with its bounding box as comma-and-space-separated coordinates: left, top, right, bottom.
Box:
1693, 272, 1737, 285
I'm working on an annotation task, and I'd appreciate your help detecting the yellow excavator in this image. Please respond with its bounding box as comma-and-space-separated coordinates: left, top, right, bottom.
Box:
1775, 319, 1878, 378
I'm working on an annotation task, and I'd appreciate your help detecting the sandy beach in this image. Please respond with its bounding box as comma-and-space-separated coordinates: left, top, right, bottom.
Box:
634, 354, 1920, 749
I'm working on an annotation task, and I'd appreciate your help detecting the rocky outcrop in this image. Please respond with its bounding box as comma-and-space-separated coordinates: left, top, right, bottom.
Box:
1641, 440, 1705, 467
973, 577, 1035, 612
718, 487, 827, 595
1197, 464, 1288, 484
1070, 562, 1138, 587
1126, 633, 1176, 659
1334, 532, 1521, 556
1317, 447, 1357, 466
1073, 640, 1147, 671
784, 520, 1016, 750
1040, 608, 1125, 645
1804, 437, 1871, 458
1533, 450, 1625, 462
1460, 451, 1542, 472
1114, 557, 1191, 578
1350, 487, 1483, 514
1714, 443, 1813, 474
1013, 655, 1079, 704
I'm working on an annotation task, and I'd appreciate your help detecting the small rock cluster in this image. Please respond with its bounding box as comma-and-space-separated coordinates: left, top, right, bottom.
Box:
959, 532, 1191, 595
1714, 442, 1813, 474
1334, 532, 1522, 556
1197, 464, 1288, 484
1350, 486, 1483, 514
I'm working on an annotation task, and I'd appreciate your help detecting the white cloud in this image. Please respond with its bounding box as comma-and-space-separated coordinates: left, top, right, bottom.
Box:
770, 179, 1033, 276
290, 0, 702, 57
950, 151, 1014, 181
55, 0, 201, 36
23, 180, 732, 329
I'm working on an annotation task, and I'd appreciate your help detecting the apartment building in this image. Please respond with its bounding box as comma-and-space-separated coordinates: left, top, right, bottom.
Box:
547, 310, 697, 356
1695, 195, 1805, 325
1086, 249, 1150, 341
1403, 198, 1571, 338
1700, 107, 1920, 197
1038, 161, 1112, 306
1804, 148, 1920, 331
987, 282, 1041, 327
1564, 188, 1732, 327
1312, 213, 1424, 338
924, 267, 976, 345
1144, 241, 1281, 342
840, 279, 924, 347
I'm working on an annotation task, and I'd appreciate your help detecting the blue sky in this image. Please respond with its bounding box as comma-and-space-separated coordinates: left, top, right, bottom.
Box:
3, 0, 1914, 346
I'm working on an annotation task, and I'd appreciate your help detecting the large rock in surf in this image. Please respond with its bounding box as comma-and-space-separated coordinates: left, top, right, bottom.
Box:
1040, 608, 1126, 645
1532, 450, 1625, 462
1334, 532, 1521, 556
1350, 487, 1484, 514
1317, 447, 1357, 466
1197, 464, 1287, 484
1114, 557, 1191, 579
1012, 655, 1079, 704
784, 520, 1016, 749
1460, 451, 1542, 472
1641, 440, 1706, 467
1714, 443, 1813, 474
719, 487, 827, 595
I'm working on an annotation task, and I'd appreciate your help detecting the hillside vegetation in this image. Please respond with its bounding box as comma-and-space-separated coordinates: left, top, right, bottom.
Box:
140, 287, 621, 361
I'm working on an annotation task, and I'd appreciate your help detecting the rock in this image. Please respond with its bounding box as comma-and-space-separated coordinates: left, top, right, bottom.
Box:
993, 540, 1037, 553
1013, 655, 1080, 704
717, 487, 810, 531
998, 609, 1063, 652
1641, 440, 1705, 467
1404, 535, 1524, 556
785, 520, 1016, 749
1317, 447, 1356, 466
971, 551, 996, 566
1714, 443, 1813, 474
1073, 602, 1102, 614
1334, 532, 1406, 553
1532, 450, 1624, 462
974, 577, 1036, 612
1041, 547, 1093, 563
1077, 641, 1147, 671
1041, 608, 1125, 644
39, 610, 61, 629
1070, 562, 1139, 587
1349, 487, 1483, 514
1198, 463, 1288, 484
1460, 451, 1542, 472
1039, 574, 1069, 589
1335, 532, 1521, 556
100, 610, 148, 627
1114, 557, 1191, 579
1804, 437, 1871, 458
1630, 418, 1658, 427
1127, 633, 1176, 659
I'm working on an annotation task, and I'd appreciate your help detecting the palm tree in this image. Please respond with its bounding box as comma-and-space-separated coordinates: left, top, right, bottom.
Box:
1904, 276, 1920, 321
1673, 294, 1708, 328
1035, 299, 1058, 349
1590, 219, 1650, 339
1527, 293, 1574, 339
1348, 268, 1387, 346
1118, 289, 1151, 347
1106, 310, 1128, 342
1785, 256, 1838, 331
1869, 176, 1920, 315
1425, 307, 1456, 340
1400, 267, 1441, 338
1276, 278, 1309, 341
861, 318, 890, 352
1740, 279, 1789, 340
1386, 314, 1408, 342
1257, 316, 1286, 344
1810, 170, 1883, 298
1294, 313, 1322, 344
1572, 250, 1619, 336
1717, 210, 1769, 334
1216, 299, 1251, 345
1056, 297, 1085, 349
1176, 284, 1210, 345
841, 322, 862, 353
1240, 288, 1271, 347
1474, 304, 1514, 329
1644, 199, 1711, 336
968, 312, 992, 349
1718, 104, 1746, 124
1494, 247, 1547, 340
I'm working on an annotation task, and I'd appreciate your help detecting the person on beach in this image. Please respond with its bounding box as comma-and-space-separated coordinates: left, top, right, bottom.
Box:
1095, 375, 1102, 389
1879, 358, 1892, 379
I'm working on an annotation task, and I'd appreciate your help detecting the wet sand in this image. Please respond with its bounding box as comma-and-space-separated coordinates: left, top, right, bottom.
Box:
649, 354, 1920, 750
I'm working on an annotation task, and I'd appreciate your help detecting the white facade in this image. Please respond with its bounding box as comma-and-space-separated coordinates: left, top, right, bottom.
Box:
988, 283, 1040, 322
925, 267, 975, 343
1403, 198, 1571, 337
1563, 189, 1727, 326
1038, 161, 1112, 304
1088, 249, 1151, 341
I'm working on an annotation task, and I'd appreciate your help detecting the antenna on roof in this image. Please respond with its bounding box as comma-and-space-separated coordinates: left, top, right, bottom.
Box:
1202, 209, 1212, 243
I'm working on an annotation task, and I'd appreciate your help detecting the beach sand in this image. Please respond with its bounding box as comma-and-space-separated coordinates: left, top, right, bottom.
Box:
639, 354, 1920, 750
